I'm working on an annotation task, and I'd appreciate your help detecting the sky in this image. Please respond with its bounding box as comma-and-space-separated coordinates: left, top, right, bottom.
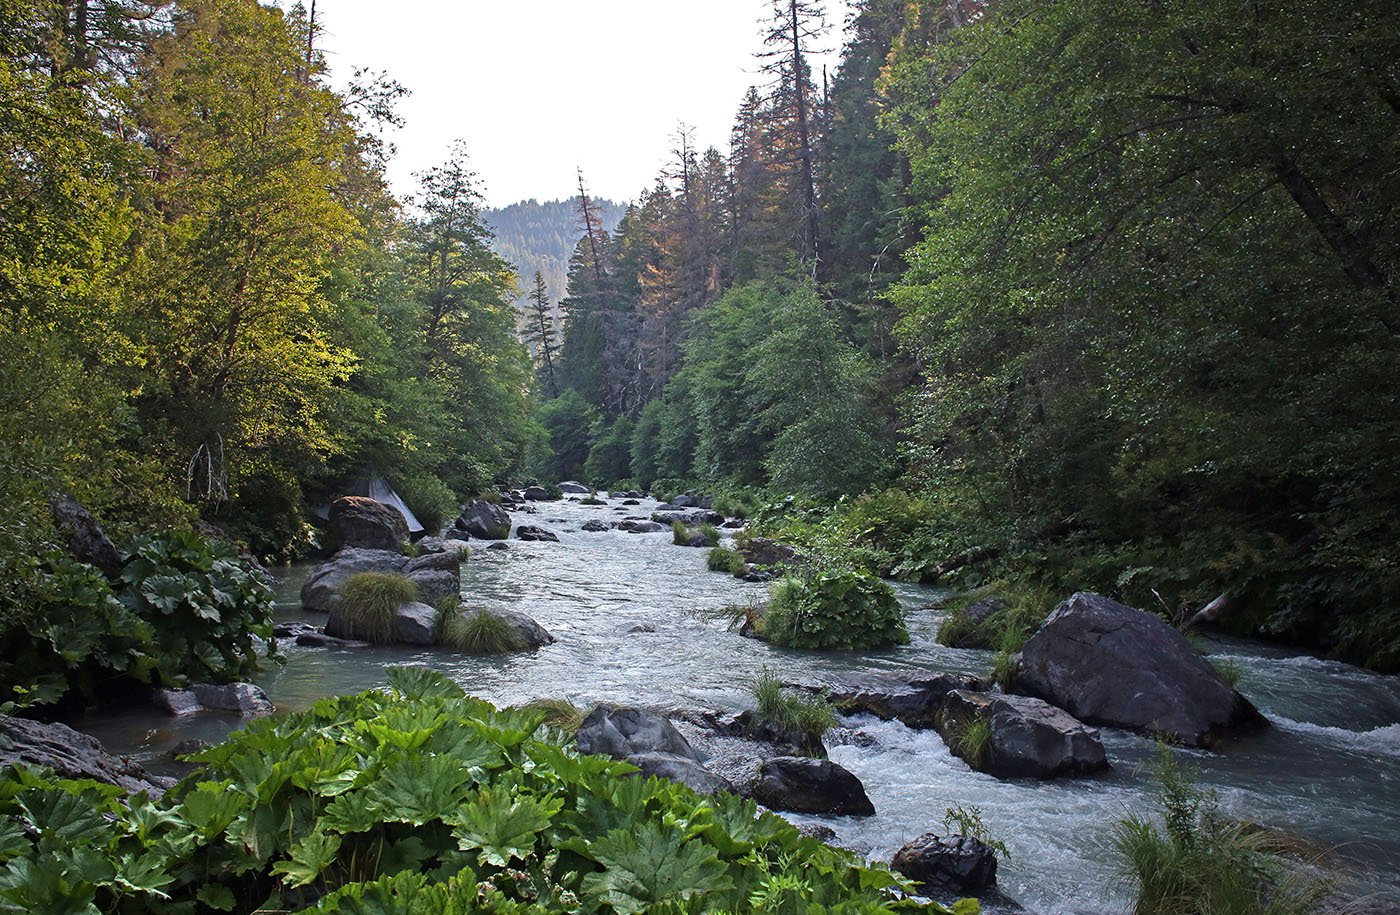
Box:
312, 0, 856, 208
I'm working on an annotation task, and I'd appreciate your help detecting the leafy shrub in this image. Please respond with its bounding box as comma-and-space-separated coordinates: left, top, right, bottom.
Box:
700, 601, 764, 633
0, 529, 277, 708
761, 563, 908, 650
751, 668, 837, 745
441, 609, 524, 654
0, 667, 966, 913
1113, 751, 1328, 915
707, 547, 748, 576
337, 572, 419, 645
395, 471, 457, 534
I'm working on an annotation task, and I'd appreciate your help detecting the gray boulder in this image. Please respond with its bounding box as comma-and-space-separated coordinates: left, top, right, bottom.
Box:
515, 525, 560, 542
937, 690, 1108, 779
455, 500, 511, 540
627, 751, 733, 795
0, 716, 174, 796
414, 536, 472, 557
153, 682, 274, 718
450, 608, 554, 650
739, 538, 798, 568
327, 496, 409, 551
48, 493, 122, 576
652, 509, 725, 526
892, 834, 998, 896
618, 520, 665, 534
577, 705, 704, 762
750, 757, 875, 816
1016, 592, 1267, 746
522, 485, 551, 501
581, 519, 615, 532
485, 542, 509, 551
393, 601, 440, 645
942, 596, 1010, 649
559, 481, 591, 494
795, 671, 983, 730
301, 548, 461, 614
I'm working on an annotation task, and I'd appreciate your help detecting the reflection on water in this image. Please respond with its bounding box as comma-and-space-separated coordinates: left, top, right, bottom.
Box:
78, 495, 1400, 913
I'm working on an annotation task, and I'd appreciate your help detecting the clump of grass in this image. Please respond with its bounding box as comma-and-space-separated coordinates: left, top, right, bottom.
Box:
944, 804, 1011, 860
936, 580, 1055, 651
948, 713, 993, 768
750, 668, 837, 745
698, 600, 764, 633
580, 492, 605, 505
518, 696, 585, 732
1211, 656, 1243, 687
1113, 750, 1329, 915
338, 572, 419, 644
936, 608, 980, 647
441, 609, 525, 654
708, 546, 741, 573
671, 521, 689, 545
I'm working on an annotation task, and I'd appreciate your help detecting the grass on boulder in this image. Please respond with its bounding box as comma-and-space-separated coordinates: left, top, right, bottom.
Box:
337, 572, 419, 644
441, 608, 526, 654
751, 668, 838, 744
517, 696, 586, 732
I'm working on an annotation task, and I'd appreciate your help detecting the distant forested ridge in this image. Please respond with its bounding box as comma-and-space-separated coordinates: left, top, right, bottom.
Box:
486, 197, 624, 315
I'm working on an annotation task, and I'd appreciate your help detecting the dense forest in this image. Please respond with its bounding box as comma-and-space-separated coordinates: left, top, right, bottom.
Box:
486, 196, 624, 318
2, 0, 1397, 690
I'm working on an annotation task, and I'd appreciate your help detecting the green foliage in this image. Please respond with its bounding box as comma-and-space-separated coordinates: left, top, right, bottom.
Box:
517, 697, 585, 733
671, 522, 689, 546
530, 391, 598, 483
946, 715, 992, 769
338, 573, 420, 645
1113, 751, 1328, 915
0, 529, 275, 708
943, 805, 1010, 862
584, 415, 634, 488
936, 582, 1055, 653
750, 669, 838, 746
761, 563, 908, 651
0, 667, 961, 913
707, 547, 748, 576
442, 610, 525, 654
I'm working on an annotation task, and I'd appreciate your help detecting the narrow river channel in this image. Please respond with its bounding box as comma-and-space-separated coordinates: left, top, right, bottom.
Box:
81, 494, 1400, 914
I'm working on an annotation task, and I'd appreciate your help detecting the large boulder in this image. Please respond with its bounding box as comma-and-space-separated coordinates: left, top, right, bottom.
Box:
48, 493, 122, 576
454, 501, 511, 540
558, 481, 591, 494
891, 834, 999, 897
739, 538, 798, 568
0, 716, 175, 796
652, 509, 725, 526
392, 602, 440, 645
327, 496, 409, 552
1016, 592, 1267, 746
937, 690, 1108, 779
449, 608, 554, 650
750, 757, 875, 816
576, 706, 729, 794
795, 671, 983, 730
522, 485, 551, 501
153, 682, 275, 718
617, 520, 665, 534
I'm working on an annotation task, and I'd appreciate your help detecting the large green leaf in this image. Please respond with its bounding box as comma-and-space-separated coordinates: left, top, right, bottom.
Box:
449, 787, 562, 867
271, 829, 341, 887
578, 822, 732, 913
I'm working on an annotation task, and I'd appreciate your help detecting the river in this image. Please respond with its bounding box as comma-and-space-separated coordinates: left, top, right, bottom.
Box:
80, 494, 1400, 914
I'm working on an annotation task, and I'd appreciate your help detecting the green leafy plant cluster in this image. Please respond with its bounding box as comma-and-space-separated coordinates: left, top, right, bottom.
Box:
0, 667, 969, 913
337, 572, 420, 645
760, 563, 908, 651
0, 529, 276, 708
707, 546, 748, 576
1113, 751, 1327, 915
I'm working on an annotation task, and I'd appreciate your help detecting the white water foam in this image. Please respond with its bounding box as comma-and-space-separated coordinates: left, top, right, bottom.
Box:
1267, 715, 1400, 757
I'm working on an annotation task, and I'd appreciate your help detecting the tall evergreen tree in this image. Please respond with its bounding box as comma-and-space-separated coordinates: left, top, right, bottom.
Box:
524, 270, 560, 397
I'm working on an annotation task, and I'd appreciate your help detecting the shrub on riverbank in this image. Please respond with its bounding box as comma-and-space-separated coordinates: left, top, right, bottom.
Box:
0, 667, 961, 913
759, 563, 908, 651
0, 529, 276, 709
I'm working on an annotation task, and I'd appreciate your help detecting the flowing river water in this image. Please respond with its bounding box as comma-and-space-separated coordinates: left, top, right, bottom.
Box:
81, 495, 1400, 914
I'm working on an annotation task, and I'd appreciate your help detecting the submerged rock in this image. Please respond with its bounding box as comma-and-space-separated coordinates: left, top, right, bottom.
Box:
327, 496, 409, 552
937, 690, 1108, 779
750, 757, 875, 816
153, 682, 274, 718
1016, 592, 1267, 746
892, 834, 999, 897
0, 716, 175, 796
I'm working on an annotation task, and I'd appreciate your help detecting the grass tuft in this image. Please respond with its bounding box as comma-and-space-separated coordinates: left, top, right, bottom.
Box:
338, 572, 419, 644
948, 713, 993, 768
751, 668, 837, 743
441, 609, 525, 654
518, 696, 585, 732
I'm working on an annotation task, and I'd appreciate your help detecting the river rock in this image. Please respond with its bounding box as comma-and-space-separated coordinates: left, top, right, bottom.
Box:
515, 525, 559, 542
274, 622, 370, 648
454, 500, 511, 540
0, 716, 175, 796
937, 690, 1108, 778
1016, 592, 1267, 746
618, 520, 665, 533
675, 528, 718, 548
485, 542, 509, 551
652, 509, 725, 526
522, 485, 551, 501
414, 536, 471, 557
327, 496, 409, 552
300, 548, 461, 613
577, 705, 703, 761
892, 834, 999, 896
153, 682, 274, 717
795, 671, 983, 729
942, 596, 1009, 649
465, 608, 554, 649
48, 493, 122, 576
751, 757, 874, 816
394, 601, 440, 645
739, 538, 798, 568
581, 519, 614, 532
559, 481, 591, 494
626, 751, 733, 794
621, 498, 641, 505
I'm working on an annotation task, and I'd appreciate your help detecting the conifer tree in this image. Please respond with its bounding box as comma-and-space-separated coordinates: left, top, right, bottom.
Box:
524, 270, 560, 397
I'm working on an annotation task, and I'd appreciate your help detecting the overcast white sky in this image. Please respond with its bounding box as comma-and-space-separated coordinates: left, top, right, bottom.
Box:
312, 0, 855, 208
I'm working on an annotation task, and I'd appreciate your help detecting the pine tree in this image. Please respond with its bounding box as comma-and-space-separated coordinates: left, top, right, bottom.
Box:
523, 270, 560, 397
